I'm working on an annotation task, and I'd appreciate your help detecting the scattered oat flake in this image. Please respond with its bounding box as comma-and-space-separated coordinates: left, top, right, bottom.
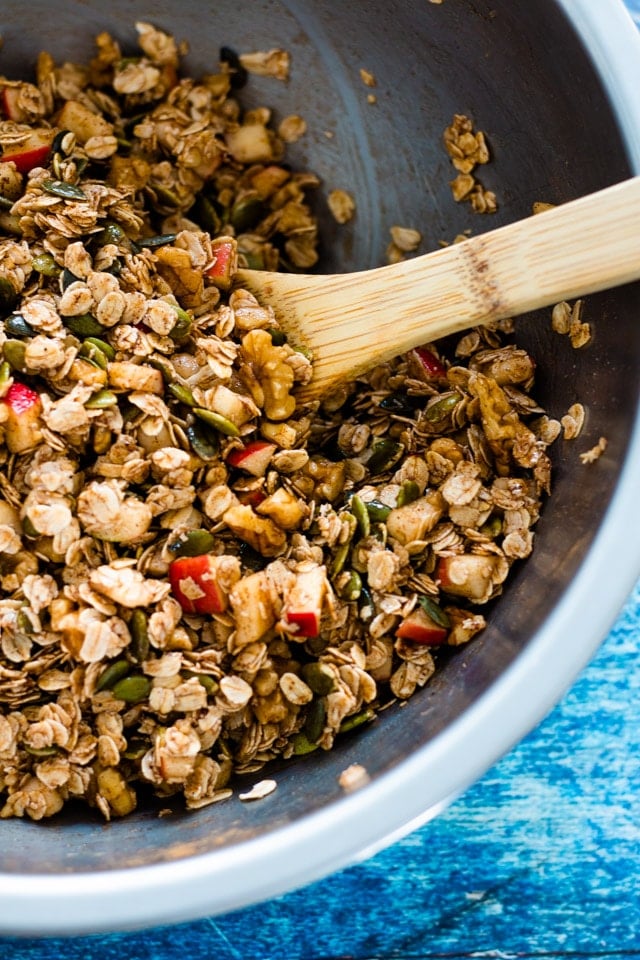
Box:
239, 779, 278, 801
580, 437, 608, 464
561, 403, 585, 440
278, 114, 306, 143
328, 189, 356, 224
532, 201, 555, 215
390, 225, 422, 253
360, 68, 376, 87
239, 49, 290, 81
338, 763, 370, 792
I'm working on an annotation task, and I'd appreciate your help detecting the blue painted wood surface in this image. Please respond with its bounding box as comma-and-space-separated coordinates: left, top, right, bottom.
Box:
2, 1, 640, 955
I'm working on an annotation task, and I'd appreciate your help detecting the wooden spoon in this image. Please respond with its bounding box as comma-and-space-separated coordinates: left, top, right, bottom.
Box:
236, 176, 640, 400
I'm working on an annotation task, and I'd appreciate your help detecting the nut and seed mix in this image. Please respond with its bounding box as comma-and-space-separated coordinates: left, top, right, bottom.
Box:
0, 23, 560, 821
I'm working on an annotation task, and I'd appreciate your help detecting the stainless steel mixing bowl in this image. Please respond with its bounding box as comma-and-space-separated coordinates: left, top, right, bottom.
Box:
0, 0, 639, 934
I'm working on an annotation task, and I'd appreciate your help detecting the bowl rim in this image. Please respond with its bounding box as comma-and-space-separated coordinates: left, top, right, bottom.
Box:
2, 0, 640, 935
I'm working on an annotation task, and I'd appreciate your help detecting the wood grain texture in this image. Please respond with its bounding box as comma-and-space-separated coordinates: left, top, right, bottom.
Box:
237, 177, 640, 397
0, 579, 638, 960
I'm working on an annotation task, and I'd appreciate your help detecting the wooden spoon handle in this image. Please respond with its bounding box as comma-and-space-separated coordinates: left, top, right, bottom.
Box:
238, 177, 640, 395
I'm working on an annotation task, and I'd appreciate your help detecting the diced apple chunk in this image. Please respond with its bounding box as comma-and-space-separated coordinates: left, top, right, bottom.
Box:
436, 554, 509, 603
229, 570, 276, 646
284, 564, 327, 639
226, 440, 277, 477
2, 382, 43, 453
209, 384, 258, 427
0, 130, 53, 174
386, 491, 445, 546
56, 99, 114, 143
225, 124, 273, 164
169, 554, 241, 615
395, 606, 448, 645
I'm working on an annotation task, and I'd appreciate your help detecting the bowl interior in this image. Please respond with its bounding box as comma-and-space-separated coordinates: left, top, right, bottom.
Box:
0, 0, 638, 880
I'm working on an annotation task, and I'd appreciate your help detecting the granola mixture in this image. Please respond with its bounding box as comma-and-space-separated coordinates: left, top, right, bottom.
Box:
0, 24, 557, 821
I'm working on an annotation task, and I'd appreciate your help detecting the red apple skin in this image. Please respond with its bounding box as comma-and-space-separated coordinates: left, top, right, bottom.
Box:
236, 488, 267, 508
1, 87, 22, 121
226, 441, 277, 477
285, 610, 320, 639
4, 382, 39, 415
169, 555, 227, 615
205, 238, 237, 290
412, 346, 448, 379
0, 143, 51, 175
395, 607, 449, 645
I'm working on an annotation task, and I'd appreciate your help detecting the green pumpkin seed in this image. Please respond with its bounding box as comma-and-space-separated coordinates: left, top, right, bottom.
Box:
64, 314, 104, 338
24, 745, 59, 758
331, 540, 350, 577
182, 670, 218, 694
42, 179, 87, 201
21, 515, 39, 539
424, 391, 461, 423
61, 268, 81, 290
169, 528, 217, 557
0, 276, 18, 317
130, 609, 150, 663
241, 250, 266, 270
379, 393, 415, 415
112, 674, 151, 704
303, 698, 326, 743
168, 382, 196, 406
96, 659, 131, 692
94, 221, 127, 247
52, 129, 76, 156
5, 315, 34, 338
366, 438, 404, 475
0, 195, 13, 211
192, 194, 222, 235
365, 499, 391, 523
79, 340, 109, 369
301, 662, 335, 696
480, 515, 502, 539
148, 355, 175, 383
339, 707, 375, 735
418, 595, 451, 629
358, 582, 374, 621
0, 361, 11, 385
123, 738, 148, 760
84, 337, 115, 361
85, 389, 118, 409
238, 541, 267, 572
291, 731, 319, 756
230, 195, 266, 232
193, 407, 240, 437
350, 495, 370, 539
338, 569, 362, 602
267, 326, 287, 346
396, 480, 421, 508
138, 233, 177, 249
31, 252, 61, 277
186, 421, 219, 461
3, 339, 27, 371
169, 306, 193, 342
152, 183, 181, 208
17, 609, 34, 634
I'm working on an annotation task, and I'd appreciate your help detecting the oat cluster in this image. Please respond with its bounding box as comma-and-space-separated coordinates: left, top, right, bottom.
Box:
444, 114, 497, 214
0, 24, 557, 821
